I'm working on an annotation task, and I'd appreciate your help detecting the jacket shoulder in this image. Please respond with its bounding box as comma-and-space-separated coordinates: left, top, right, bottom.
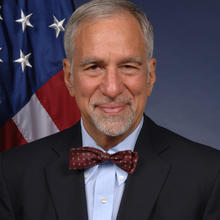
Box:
0, 122, 81, 172
156, 122, 220, 170
143, 115, 220, 168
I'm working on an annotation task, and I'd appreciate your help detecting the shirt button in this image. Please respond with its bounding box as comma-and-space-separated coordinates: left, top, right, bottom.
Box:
119, 175, 124, 181
84, 173, 88, 179
101, 197, 107, 204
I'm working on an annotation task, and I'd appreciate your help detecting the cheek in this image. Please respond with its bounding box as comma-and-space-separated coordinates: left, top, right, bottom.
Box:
73, 75, 99, 100
126, 75, 149, 111
126, 74, 148, 97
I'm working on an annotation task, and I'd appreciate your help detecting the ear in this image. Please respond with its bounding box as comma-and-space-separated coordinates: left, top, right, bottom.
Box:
63, 58, 75, 97
146, 58, 156, 96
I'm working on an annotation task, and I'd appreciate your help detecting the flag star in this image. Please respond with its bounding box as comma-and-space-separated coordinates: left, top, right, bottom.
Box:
49, 15, 65, 38
16, 10, 33, 32
0, 48, 3, 63
14, 50, 32, 72
0, 6, 3, 20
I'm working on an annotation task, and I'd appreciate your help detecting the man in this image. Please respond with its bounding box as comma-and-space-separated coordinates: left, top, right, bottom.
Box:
0, 0, 220, 219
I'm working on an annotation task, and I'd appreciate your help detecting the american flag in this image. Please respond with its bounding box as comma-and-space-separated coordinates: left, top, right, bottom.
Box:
0, 0, 81, 152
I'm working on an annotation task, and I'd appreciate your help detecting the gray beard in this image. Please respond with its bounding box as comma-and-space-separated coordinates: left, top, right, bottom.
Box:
89, 108, 135, 137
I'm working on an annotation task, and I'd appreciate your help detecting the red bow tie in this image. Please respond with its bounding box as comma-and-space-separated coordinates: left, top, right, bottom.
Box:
69, 147, 138, 174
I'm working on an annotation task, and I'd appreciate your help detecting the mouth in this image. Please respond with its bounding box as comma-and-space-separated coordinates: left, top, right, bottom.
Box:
96, 103, 129, 115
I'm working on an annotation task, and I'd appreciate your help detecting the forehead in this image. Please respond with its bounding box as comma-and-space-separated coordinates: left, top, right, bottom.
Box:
73, 12, 146, 59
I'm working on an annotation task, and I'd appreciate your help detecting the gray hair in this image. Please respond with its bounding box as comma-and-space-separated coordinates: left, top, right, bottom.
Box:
64, 0, 154, 63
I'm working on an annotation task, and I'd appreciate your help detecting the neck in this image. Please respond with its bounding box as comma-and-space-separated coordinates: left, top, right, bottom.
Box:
92, 134, 129, 151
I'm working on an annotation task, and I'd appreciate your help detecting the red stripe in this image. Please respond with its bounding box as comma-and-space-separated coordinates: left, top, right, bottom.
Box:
36, 70, 81, 131
0, 120, 27, 152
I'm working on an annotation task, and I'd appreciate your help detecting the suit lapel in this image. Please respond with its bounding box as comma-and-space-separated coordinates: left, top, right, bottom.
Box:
117, 116, 171, 220
45, 122, 88, 220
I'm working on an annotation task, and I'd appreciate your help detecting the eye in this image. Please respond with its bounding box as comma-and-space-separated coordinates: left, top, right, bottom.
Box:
86, 64, 99, 70
120, 64, 139, 74
120, 64, 139, 71
83, 64, 105, 77
123, 65, 135, 69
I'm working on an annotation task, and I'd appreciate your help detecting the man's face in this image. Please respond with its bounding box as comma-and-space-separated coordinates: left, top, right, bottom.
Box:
63, 12, 156, 140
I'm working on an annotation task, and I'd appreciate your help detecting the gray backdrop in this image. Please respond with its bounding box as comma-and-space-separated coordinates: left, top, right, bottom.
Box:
74, 0, 220, 149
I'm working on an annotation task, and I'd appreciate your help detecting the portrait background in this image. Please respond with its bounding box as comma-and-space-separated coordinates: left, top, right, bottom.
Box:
75, 0, 220, 149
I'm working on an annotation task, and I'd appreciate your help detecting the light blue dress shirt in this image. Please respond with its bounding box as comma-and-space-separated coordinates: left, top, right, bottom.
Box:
81, 117, 143, 220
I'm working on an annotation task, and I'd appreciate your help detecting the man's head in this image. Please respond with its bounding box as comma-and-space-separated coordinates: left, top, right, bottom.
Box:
64, 0, 154, 63
63, 0, 156, 148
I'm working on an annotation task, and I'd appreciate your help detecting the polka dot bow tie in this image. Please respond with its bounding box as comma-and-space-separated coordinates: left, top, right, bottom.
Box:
69, 147, 138, 174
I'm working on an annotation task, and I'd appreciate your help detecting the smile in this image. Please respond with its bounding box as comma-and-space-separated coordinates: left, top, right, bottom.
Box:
97, 103, 128, 114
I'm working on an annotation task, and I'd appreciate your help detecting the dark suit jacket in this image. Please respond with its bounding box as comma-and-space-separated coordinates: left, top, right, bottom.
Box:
1, 115, 220, 220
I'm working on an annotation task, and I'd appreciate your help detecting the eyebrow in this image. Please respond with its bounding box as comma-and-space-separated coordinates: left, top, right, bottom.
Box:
79, 56, 143, 67
80, 58, 103, 67
119, 57, 143, 65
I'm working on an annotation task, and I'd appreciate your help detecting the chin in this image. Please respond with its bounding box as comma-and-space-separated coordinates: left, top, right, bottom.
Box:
91, 113, 135, 137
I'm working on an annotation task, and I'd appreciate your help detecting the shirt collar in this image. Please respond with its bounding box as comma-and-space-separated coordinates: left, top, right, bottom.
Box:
81, 117, 144, 185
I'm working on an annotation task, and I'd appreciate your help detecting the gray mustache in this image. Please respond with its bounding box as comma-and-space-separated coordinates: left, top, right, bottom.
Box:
90, 96, 133, 106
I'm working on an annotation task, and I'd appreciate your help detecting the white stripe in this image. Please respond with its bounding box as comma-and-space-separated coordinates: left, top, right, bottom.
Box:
13, 94, 59, 143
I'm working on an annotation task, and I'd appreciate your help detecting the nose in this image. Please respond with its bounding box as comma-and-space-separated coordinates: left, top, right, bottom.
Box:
99, 67, 123, 99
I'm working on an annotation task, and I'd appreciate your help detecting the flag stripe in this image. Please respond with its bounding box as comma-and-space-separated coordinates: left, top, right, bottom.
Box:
12, 94, 59, 143
0, 119, 27, 151
36, 70, 81, 131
